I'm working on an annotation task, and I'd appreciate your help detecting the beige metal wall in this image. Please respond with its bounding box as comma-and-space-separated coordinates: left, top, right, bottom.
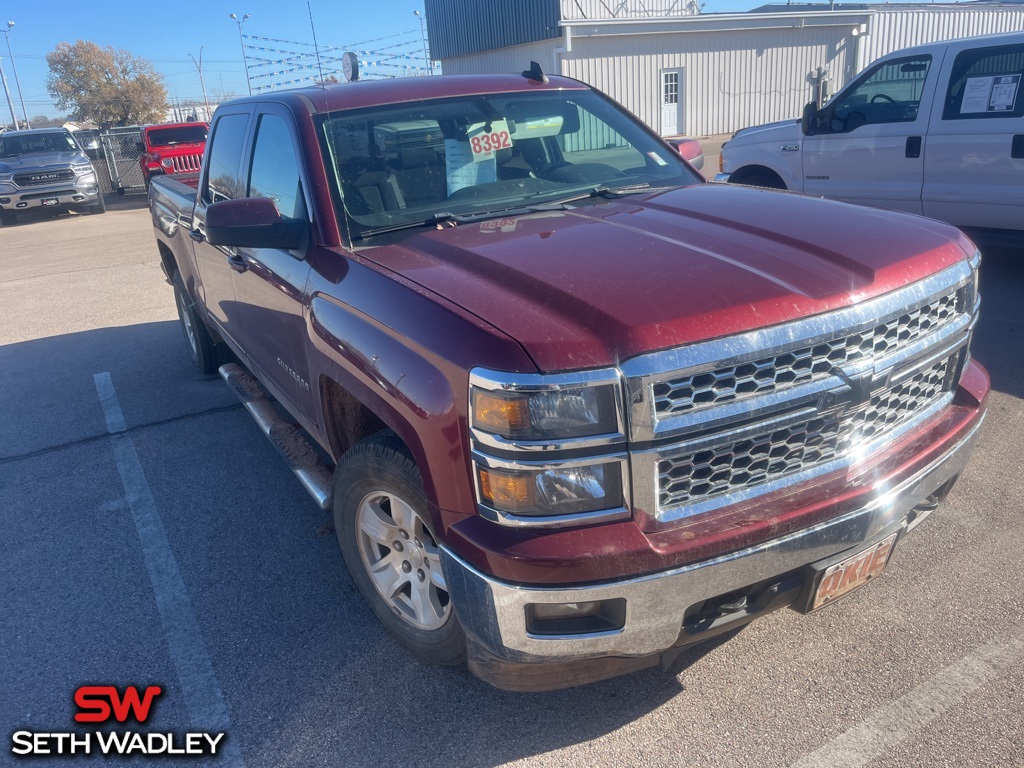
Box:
562, 28, 853, 137
862, 9, 1024, 65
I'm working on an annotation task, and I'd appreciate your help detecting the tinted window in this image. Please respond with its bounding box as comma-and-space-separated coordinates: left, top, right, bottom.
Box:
147, 125, 208, 147
943, 44, 1024, 120
204, 114, 249, 204
827, 55, 931, 132
247, 114, 306, 220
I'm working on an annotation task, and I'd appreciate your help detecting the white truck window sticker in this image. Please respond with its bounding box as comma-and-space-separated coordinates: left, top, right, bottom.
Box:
444, 139, 496, 193
961, 76, 994, 113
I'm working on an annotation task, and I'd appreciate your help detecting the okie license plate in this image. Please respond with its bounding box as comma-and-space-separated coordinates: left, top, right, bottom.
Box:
41, 197, 59, 207
812, 533, 898, 610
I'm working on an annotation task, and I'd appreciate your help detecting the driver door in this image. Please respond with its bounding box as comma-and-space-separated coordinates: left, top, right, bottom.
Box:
803, 54, 940, 214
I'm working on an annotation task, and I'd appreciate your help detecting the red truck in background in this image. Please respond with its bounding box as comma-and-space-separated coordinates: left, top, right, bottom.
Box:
146, 71, 987, 691
137, 122, 208, 186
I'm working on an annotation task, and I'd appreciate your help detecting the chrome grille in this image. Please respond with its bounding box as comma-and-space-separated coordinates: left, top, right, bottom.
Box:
658, 356, 956, 511
13, 169, 76, 186
171, 154, 202, 173
653, 290, 960, 417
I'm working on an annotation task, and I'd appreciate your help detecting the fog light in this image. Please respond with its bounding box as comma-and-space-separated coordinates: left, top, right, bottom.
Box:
0, 197, 10, 204
526, 598, 626, 636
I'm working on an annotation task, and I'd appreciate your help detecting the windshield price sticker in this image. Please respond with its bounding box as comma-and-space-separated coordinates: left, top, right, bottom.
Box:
990, 74, 1020, 111
468, 120, 512, 162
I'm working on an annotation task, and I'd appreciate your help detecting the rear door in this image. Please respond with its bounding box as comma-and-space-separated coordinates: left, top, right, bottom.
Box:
803, 52, 941, 214
191, 106, 254, 341
923, 40, 1024, 230
226, 105, 316, 422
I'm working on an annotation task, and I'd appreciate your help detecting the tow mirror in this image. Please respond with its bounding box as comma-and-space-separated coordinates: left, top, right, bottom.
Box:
801, 102, 818, 136
205, 197, 307, 251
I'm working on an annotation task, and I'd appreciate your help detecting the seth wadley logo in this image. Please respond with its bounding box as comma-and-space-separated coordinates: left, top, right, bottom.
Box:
10, 685, 226, 758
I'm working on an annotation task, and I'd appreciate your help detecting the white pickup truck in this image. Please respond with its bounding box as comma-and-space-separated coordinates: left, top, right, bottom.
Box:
718, 31, 1024, 234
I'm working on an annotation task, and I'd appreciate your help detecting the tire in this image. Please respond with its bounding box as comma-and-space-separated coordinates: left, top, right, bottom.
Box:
171, 269, 220, 375
87, 193, 107, 215
0, 210, 16, 227
333, 431, 466, 666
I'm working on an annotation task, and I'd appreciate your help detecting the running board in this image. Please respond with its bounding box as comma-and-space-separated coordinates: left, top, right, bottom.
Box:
219, 363, 332, 511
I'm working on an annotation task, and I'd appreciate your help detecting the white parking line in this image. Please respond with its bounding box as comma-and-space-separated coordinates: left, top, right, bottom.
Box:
93, 372, 245, 766
789, 628, 1024, 768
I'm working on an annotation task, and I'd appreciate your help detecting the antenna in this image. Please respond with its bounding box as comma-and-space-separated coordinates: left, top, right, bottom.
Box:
307, 0, 328, 101
522, 61, 548, 84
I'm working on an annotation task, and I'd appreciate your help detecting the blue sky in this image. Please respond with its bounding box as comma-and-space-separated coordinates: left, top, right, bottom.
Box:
3, 0, 773, 120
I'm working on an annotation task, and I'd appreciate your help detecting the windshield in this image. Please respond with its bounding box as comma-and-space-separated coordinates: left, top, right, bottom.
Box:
318, 89, 702, 240
146, 125, 209, 147
0, 132, 80, 157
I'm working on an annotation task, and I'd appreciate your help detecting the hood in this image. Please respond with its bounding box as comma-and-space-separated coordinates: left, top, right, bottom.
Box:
730, 118, 801, 144
0, 151, 89, 173
358, 184, 970, 373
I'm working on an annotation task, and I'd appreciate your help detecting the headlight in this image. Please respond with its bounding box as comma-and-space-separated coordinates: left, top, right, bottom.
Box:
470, 368, 622, 444
161, 157, 174, 169
469, 367, 629, 526
0, 172, 13, 183
475, 457, 627, 524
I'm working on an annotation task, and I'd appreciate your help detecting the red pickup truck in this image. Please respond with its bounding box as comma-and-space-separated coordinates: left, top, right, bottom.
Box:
147, 72, 987, 691
138, 122, 208, 186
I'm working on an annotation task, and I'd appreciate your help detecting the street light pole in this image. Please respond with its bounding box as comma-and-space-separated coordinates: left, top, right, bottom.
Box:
413, 10, 432, 76
3, 22, 29, 129
189, 47, 211, 120
0, 55, 18, 130
229, 13, 252, 95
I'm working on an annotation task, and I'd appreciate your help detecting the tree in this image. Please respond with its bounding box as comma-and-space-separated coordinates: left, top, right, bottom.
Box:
46, 41, 168, 126
30, 115, 68, 128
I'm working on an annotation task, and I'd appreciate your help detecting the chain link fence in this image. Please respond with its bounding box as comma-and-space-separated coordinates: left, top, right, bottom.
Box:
74, 127, 147, 197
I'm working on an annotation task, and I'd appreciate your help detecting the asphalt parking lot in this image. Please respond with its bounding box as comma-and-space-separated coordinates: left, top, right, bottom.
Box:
1, 197, 1022, 768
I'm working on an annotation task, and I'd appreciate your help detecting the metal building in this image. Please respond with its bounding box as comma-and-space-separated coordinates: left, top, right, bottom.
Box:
425, 0, 1024, 136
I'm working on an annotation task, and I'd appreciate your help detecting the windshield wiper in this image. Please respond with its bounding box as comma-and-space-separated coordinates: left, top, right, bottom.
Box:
545, 183, 669, 207
357, 205, 568, 239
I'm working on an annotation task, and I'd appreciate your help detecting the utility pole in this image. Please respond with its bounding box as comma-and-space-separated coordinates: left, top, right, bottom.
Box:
2, 22, 28, 128
413, 10, 432, 76
0, 54, 17, 130
229, 13, 252, 95
189, 47, 211, 120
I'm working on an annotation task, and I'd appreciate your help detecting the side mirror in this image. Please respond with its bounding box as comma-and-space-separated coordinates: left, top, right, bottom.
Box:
135, 141, 146, 153
205, 197, 307, 251
801, 102, 818, 136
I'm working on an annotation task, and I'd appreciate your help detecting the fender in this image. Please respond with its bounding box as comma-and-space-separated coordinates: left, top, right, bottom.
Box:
304, 252, 535, 537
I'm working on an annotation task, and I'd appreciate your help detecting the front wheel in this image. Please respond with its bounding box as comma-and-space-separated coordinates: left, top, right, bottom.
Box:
334, 431, 466, 666
171, 269, 220, 375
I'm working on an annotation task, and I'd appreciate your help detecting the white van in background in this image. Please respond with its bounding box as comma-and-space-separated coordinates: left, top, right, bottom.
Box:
717, 31, 1024, 234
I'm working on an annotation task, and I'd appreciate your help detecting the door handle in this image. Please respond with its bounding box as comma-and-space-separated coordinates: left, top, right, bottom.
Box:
226, 254, 248, 273
188, 228, 205, 243
1012, 135, 1024, 159
905, 136, 922, 159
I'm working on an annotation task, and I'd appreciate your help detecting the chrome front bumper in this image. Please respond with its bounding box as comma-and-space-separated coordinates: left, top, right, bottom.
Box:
0, 178, 100, 211
441, 414, 983, 664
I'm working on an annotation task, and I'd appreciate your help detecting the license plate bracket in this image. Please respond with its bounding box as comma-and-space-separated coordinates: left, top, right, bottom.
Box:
803, 532, 899, 612
41, 197, 59, 207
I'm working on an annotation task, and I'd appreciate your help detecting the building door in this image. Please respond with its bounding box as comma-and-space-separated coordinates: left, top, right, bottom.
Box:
661, 70, 682, 136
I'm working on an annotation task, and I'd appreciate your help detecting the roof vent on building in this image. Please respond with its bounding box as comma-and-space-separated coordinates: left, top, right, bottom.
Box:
521, 61, 549, 84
